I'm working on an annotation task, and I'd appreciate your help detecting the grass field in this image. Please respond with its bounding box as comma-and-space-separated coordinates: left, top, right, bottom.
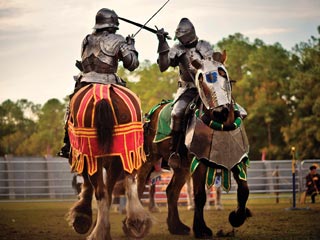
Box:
0, 195, 319, 240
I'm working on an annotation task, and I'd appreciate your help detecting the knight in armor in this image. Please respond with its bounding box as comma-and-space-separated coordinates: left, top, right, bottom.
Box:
58, 8, 139, 158
156, 18, 215, 168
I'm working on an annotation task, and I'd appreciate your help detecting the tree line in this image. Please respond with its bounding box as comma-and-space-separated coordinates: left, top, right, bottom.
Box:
1, 27, 319, 160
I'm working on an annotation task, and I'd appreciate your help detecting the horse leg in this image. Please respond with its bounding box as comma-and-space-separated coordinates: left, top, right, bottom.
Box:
67, 169, 93, 235
149, 183, 160, 212
229, 166, 252, 228
87, 160, 112, 240
204, 186, 211, 210
186, 176, 194, 210
137, 160, 154, 199
122, 174, 153, 239
166, 167, 191, 235
214, 186, 223, 210
192, 162, 213, 239
108, 159, 127, 214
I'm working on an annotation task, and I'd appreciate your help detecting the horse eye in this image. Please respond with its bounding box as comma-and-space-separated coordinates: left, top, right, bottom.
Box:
218, 67, 227, 79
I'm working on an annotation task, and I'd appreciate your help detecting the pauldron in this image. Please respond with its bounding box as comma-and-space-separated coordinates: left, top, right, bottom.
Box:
100, 33, 125, 56
196, 40, 214, 60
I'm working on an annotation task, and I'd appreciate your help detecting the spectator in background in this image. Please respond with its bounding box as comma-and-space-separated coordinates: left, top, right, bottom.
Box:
305, 164, 320, 203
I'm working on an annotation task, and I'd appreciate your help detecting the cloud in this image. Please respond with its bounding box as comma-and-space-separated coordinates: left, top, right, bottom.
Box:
0, 7, 21, 18
243, 27, 293, 36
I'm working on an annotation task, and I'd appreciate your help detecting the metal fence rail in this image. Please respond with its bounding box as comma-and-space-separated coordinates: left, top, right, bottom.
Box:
0, 156, 319, 202
0, 156, 75, 200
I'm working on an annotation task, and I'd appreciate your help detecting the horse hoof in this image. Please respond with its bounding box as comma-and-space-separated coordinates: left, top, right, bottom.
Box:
169, 224, 190, 235
229, 210, 244, 227
122, 217, 152, 239
229, 207, 251, 228
194, 227, 213, 239
72, 213, 92, 234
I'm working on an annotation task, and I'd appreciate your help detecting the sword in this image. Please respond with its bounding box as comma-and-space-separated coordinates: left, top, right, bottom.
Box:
119, 0, 171, 40
133, 0, 170, 37
119, 17, 171, 40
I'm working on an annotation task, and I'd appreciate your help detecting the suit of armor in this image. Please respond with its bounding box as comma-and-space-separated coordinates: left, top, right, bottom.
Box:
58, 8, 139, 159
157, 18, 214, 132
156, 18, 214, 168
159, 40, 214, 131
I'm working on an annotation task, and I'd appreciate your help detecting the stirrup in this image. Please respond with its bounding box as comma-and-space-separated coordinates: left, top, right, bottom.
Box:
168, 152, 181, 169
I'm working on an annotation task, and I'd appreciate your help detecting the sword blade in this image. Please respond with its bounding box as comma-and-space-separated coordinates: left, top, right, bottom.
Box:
119, 16, 171, 40
133, 0, 170, 37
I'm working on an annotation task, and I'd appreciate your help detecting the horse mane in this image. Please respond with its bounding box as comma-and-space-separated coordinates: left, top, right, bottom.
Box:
94, 99, 115, 152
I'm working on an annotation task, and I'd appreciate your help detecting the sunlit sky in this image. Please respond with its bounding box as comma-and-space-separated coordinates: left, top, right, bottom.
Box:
0, 0, 319, 105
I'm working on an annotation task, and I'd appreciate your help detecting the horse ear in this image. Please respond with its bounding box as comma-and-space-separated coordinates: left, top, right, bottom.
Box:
191, 59, 202, 70
212, 50, 227, 64
221, 50, 227, 64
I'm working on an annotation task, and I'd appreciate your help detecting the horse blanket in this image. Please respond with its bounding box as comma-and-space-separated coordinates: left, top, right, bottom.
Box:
68, 83, 145, 175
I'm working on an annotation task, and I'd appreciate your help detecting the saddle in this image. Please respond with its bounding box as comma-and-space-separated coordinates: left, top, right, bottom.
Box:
153, 102, 172, 142
147, 97, 198, 144
144, 100, 173, 143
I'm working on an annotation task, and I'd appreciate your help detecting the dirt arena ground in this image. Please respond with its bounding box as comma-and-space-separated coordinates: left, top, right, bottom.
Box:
0, 196, 319, 240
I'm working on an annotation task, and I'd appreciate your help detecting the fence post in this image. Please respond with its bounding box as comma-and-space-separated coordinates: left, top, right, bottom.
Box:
4, 155, 15, 199
272, 165, 279, 203
45, 155, 56, 198
291, 147, 297, 208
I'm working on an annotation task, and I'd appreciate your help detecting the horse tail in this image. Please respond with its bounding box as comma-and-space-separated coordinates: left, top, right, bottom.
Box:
94, 99, 115, 152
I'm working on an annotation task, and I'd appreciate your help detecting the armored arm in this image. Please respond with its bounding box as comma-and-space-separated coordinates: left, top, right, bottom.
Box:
120, 35, 139, 71
156, 28, 171, 72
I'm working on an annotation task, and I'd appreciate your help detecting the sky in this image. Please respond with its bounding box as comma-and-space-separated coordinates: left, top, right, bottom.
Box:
0, 0, 319, 105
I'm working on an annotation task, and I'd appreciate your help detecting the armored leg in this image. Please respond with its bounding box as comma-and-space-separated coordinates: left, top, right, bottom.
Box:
168, 90, 196, 169
168, 130, 182, 169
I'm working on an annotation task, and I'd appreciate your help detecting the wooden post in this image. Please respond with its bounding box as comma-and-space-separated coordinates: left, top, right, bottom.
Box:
291, 147, 296, 208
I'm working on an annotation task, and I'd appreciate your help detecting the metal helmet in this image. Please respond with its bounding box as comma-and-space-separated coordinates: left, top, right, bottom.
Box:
175, 18, 198, 45
93, 8, 119, 30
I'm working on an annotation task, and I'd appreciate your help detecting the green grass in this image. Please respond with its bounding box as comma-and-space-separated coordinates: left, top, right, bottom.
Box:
0, 196, 319, 240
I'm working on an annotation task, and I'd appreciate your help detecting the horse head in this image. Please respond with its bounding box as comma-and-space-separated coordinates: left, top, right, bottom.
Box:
191, 56, 233, 123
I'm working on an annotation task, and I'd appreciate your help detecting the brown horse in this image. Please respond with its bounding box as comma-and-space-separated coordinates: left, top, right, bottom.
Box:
137, 100, 192, 235
137, 54, 251, 238
66, 83, 152, 240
